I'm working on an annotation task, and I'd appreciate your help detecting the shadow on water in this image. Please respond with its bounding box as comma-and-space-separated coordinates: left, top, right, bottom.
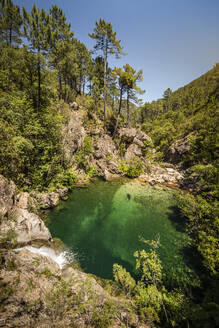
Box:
167, 205, 186, 233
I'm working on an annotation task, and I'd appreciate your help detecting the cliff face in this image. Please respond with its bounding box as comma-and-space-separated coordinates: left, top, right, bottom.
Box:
60, 104, 183, 187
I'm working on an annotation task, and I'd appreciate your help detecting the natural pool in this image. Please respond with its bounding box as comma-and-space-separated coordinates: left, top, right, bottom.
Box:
48, 179, 199, 286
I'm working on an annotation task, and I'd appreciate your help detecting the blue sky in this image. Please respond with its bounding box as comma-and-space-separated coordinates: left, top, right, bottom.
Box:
15, 0, 219, 102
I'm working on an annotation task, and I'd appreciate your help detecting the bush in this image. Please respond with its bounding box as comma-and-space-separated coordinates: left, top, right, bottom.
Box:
119, 157, 143, 177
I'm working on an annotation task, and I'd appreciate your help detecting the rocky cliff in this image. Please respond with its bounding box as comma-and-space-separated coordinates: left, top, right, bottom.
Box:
60, 104, 183, 187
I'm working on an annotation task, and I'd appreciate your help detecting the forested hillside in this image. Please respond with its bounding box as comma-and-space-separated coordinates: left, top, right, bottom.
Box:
141, 64, 219, 196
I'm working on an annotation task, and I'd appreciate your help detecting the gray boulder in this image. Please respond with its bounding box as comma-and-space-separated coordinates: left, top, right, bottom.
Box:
166, 133, 195, 164
125, 144, 142, 161
34, 192, 60, 209
0, 175, 51, 244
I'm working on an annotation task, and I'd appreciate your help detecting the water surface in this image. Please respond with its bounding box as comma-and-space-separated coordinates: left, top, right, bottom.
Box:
48, 179, 197, 286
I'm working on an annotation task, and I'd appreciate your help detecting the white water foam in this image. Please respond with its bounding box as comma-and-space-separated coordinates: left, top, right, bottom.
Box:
15, 246, 71, 269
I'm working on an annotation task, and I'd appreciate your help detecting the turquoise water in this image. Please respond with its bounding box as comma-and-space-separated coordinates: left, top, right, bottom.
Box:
48, 179, 197, 286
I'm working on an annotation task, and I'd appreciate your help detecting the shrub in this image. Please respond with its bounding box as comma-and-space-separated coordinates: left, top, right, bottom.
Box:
119, 157, 143, 177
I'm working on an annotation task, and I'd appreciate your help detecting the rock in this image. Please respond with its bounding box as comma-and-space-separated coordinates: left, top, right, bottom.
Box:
0, 175, 51, 245
103, 169, 120, 181
119, 127, 152, 145
133, 137, 144, 148
0, 175, 16, 217
94, 134, 117, 159
34, 192, 60, 209
63, 109, 86, 163
166, 132, 195, 164
69, 101, 79, 110
15, 192, 30, 209
179, 173, 201, 191
125, 144, 142, 161
139, 164, 183, 186
57, 187, 68, 200
0, 208, 51, 244
119, 127, 137, 142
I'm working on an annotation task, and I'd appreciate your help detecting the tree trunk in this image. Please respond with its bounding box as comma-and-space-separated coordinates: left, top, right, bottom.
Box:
103, 39, 108, 120
9, 27, 12, 45
37, 50, 41, 110
112, 94, 115, 111
113, 87, 123, 138
58, 71, 63, 100
127, 90, 130, 126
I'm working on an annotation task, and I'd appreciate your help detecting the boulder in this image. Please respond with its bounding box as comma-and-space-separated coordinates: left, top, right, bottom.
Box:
0, 175, 51, 245
15, 192, 30, 209
119, 127, 152, 145
0, 208, 51, 244
166, 133, 195, 164
94, 134, 117, 159
69, 101, 79, 110
179, 173, 202, 192
139, 164, 183, 186
57, 187, 68, 200
34, 192, 60, 209
119, 127, 137, 143
125, 144, 142, 161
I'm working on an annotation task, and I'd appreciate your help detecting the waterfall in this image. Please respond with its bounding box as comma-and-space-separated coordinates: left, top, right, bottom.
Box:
15, 246, 72, 269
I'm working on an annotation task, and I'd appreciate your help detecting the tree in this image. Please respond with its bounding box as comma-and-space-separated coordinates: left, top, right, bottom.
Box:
122, 64, 145, 125
108, 68, 119, 111
23, 4, 50, 110
49, 4, 73, 100
89, 18, 123, 119
163, 88, 172, 112
0, 0, 22, 46
114, 64, 145, 127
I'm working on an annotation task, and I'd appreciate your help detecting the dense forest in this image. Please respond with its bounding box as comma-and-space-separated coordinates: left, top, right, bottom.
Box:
0, 0, 218, 327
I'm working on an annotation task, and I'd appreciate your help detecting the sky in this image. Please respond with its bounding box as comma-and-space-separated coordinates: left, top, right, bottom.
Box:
14, 0, 219, 102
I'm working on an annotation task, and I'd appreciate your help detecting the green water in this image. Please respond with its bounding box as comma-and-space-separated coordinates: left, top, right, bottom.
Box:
48, 179, 198, 286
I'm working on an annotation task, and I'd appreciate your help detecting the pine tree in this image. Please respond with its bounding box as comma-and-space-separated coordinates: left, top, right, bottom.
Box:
163, 88, 172, 112
0, 0, 22, 46
89, 18, 123, 119
49, 4, 73, 100
23, 4, 50, 110
122, 64, 145, 125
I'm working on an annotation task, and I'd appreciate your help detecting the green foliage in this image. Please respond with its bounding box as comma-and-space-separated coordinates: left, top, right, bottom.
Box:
134, 283, 162, 323
41, 267, 53, 279
178, 193, 219, 274
119, 157, 143, 177
74, 136, 94, 173
134, 249, 162, 285
0, 280, 13, 304
6, 260, 17, 271
141, 63, 219, 170
113, 264, 136, 294
0, 230, 17, 248
85, 165, 98, 178
89, 18, 124, 119
113, 238, 191, 327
